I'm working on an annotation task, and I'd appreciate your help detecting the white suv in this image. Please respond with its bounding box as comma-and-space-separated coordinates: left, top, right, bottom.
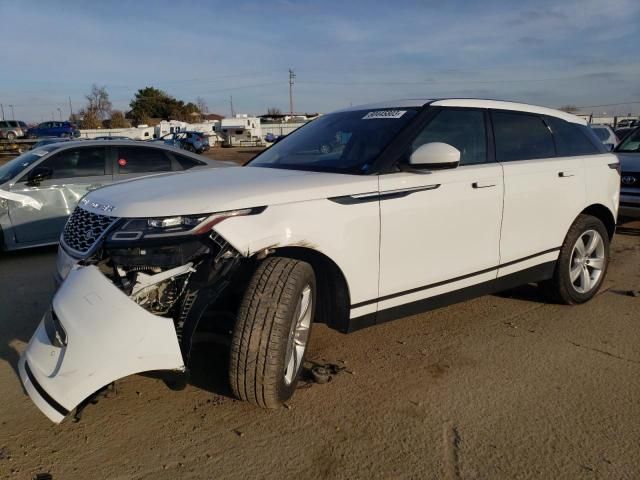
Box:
20, 99, 621, 422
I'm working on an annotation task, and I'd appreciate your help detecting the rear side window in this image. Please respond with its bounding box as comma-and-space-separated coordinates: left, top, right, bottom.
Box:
174, 154, 206, 170
545, 116, 602, 156
117, 147, 172, 173
492, 111, 555, 161
39, 147, 107, 178
410, 109, 487, 165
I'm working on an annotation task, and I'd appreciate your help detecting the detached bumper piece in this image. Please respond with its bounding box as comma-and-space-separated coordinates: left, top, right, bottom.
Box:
19, 266, 185, 423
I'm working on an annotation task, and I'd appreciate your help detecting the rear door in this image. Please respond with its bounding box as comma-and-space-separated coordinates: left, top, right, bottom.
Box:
8, 146, 113, 243
493, 110, 586, 277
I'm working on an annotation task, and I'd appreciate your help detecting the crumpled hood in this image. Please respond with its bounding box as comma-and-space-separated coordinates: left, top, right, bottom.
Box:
82, 166, 377, 218
617, 152, 640, 173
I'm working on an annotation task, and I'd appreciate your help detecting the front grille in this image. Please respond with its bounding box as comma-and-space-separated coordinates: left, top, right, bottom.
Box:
621, 172, 639, 190
62, 207, 118, 255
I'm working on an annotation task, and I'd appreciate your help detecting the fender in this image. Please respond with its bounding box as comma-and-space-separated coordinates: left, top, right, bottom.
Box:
213, 196, 380, 315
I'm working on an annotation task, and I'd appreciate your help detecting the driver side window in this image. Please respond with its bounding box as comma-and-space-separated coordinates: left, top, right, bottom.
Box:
37, 147, 107, 179
410, 109, 487, 165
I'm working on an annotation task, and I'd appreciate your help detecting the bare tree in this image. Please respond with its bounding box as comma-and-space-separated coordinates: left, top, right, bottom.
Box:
196, 97, 208, 114
78, 108, 101, 129
267, 107, 283, 116
86, 84, 112, 120
109, 110, 131, 128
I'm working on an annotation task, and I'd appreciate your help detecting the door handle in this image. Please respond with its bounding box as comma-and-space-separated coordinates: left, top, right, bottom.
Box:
558, 171, 575, 178
472, 181, 496, 189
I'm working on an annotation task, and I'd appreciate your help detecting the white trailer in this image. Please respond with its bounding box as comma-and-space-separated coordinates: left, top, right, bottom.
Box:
220, 115, 264, 147
78, 125, 155, 140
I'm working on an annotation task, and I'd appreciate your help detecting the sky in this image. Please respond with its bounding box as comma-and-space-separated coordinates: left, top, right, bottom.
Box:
1, 0, 639, 123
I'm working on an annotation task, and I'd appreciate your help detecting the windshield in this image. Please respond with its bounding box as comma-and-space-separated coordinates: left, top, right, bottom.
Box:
0, 149, 51, 184
248, 108, 419, 174
616, 128, 640, 153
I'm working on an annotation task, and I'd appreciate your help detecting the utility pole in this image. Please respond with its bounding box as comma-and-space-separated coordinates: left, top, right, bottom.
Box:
57, 108, 62, 121
230, 95, 235, 117
0, 104, 4, 120
288, 68, 296, 117
8, 104, 14, 120
69, 96, 74, 119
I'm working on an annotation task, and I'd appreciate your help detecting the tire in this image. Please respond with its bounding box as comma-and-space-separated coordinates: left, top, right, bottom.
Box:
229, 257, 315, 408
540, 214, 610, 304
6, 132, 16, 141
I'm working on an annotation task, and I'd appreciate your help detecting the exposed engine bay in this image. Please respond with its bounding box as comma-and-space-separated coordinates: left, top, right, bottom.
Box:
84, 231, 249, 363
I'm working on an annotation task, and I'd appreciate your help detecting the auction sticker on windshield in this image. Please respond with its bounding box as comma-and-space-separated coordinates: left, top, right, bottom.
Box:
362, 110, 406, 119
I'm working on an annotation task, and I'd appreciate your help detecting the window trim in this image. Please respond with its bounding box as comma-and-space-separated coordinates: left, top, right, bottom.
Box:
16, 146, 110, 182
397, 106, 492, 169
114, 145, 174, 175
543, 115, 605, 156
489, 109, 557, 163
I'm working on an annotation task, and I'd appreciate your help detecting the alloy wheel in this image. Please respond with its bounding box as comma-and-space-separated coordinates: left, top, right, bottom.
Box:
284, 285, 312, 385
569, 229, 605, 294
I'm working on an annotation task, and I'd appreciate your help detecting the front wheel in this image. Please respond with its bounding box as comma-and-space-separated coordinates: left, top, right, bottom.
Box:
540, 214, 610, 304
6, 132, 16, 141
229, 257, 315, 408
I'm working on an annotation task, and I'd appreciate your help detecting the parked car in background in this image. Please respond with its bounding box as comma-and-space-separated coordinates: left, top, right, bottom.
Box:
616, 119, 638, 129
614, 127, 640, 218
0, 140, 225, 251
26, 121, 80, 139
20, 99, 620, 423
615, 127, 635, 141
154, 131, 209, 153
0, 120, 29, 140
590, 124, 618, 150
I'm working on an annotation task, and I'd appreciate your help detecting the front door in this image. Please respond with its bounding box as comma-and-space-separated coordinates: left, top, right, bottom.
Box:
9, 146, 112, 244
377, 108, 504, 319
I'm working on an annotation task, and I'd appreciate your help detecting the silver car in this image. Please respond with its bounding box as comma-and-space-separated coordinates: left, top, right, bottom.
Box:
0, 140, 224, 251
0, 120, 28, 140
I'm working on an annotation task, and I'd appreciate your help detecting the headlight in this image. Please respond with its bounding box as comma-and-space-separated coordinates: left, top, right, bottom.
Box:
109, 207, 265, 241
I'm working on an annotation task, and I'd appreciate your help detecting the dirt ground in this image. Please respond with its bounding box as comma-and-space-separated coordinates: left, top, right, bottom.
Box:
1, 148, 640, 479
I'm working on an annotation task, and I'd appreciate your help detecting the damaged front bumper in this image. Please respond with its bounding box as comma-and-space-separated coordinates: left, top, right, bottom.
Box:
20, 265, 185, 423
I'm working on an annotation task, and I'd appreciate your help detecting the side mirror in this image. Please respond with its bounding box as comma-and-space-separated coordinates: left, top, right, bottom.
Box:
409, 142, 461, 170
27, 166, 53, 186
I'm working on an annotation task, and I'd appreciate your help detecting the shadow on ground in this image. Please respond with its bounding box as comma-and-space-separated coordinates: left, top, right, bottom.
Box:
0, 245, 58, 381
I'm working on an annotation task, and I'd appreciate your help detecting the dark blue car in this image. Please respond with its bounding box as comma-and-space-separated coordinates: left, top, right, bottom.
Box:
27, 121, 80, 139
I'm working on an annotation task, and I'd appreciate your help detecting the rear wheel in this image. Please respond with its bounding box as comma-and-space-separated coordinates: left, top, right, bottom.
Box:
6, 132, 16, 141
540, 214, 609, 304
229, 257, 315, 408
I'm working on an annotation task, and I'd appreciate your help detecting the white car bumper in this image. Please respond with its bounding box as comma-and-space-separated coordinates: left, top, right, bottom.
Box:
20, 265, 185, 423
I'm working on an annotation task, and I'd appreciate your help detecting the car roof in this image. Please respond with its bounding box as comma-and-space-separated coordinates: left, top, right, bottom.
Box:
337, 98, 587, 125
49, 140, 216, 163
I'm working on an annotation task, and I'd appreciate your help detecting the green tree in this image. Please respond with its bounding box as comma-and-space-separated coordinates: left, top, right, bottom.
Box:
129, 87, 201, 123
